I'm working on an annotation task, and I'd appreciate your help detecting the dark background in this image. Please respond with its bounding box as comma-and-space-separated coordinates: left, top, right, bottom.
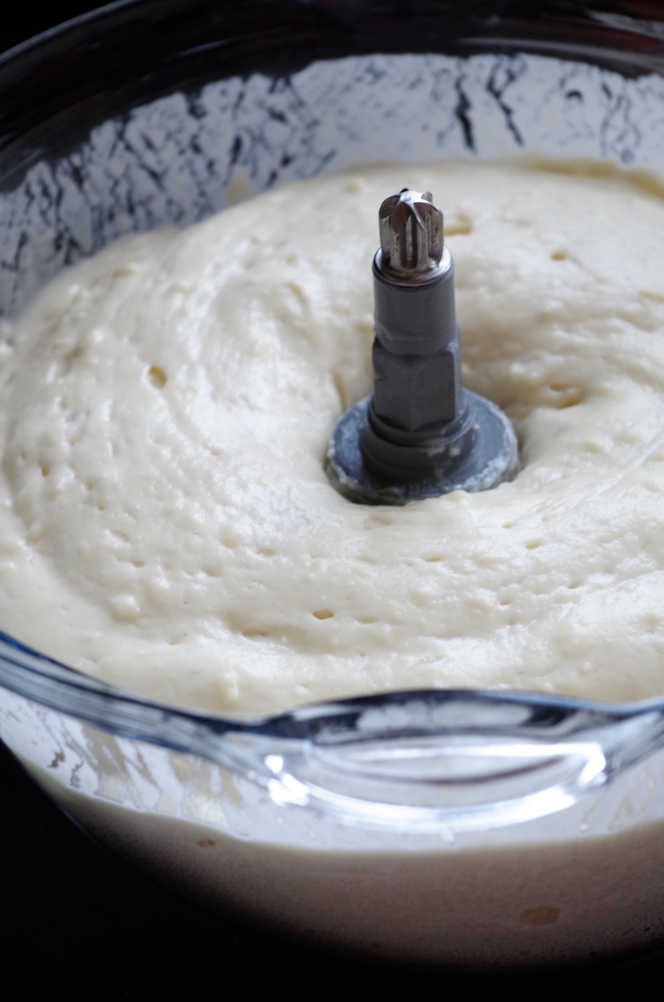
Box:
1, 1, 664, 991
1, 3, 107, 55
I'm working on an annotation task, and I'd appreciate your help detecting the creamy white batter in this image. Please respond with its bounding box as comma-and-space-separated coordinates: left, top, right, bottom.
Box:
2, 162, 664, 715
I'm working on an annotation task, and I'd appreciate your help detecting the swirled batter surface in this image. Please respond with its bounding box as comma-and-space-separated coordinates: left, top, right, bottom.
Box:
2, 162, 664, 715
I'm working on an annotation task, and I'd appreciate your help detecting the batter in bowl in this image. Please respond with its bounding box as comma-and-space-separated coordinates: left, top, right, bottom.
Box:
1, 161, 664, 715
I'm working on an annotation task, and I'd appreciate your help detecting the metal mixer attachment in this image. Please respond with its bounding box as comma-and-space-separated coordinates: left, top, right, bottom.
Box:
326, 188, 518, 505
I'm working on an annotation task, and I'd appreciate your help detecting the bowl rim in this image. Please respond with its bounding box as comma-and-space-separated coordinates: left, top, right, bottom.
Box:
4, 628, 664, 832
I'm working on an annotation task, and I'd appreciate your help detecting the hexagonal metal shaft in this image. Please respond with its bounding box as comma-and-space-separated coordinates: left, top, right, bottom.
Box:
367, 189, 463, 444
325, 187, 518, 503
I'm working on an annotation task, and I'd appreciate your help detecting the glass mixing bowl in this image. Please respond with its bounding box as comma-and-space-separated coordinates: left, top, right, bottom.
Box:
3, 0, 664, 968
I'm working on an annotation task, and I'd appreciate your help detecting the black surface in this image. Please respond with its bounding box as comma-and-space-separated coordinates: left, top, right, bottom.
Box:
1, 2, 110, 55
2, 2, 664, 989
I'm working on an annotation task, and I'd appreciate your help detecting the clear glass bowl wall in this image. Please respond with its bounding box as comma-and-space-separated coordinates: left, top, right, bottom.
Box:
2, 0, 664, 968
